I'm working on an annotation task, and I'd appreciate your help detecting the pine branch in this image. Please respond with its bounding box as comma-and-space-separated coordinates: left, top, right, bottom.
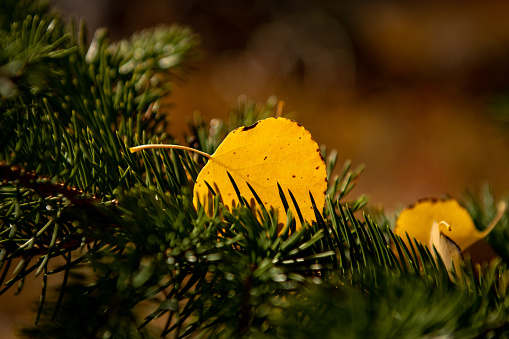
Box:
0, 0, 200, 304
0, 162, 91, 201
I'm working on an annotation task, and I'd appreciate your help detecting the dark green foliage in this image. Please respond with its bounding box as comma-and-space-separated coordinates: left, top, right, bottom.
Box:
3, 1, 509, 338
0, 0, 53, 33
19, 276, 159, 339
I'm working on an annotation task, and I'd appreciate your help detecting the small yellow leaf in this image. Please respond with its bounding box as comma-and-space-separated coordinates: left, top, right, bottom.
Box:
395, 199, 495, 251
193, 117, 327, 231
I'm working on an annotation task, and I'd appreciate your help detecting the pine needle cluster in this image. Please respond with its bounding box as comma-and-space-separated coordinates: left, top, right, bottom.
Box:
2, 1, 509, 338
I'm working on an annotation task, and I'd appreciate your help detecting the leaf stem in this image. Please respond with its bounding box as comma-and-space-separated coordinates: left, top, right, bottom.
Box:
129, 144, 212, 159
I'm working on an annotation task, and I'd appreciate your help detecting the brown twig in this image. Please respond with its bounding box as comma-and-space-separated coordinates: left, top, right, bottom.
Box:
0, 163, 91, 200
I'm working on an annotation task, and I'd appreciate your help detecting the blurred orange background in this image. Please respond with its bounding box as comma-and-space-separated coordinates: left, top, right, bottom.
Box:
50, 0, 509, 208
5, 0, 509, 337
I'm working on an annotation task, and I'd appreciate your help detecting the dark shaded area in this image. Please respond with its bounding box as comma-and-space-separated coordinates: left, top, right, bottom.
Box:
52, 0, 509, 94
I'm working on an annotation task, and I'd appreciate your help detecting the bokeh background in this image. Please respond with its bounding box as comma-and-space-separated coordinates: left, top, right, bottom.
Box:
5, 0, 509, 336
51, 0, 509, 208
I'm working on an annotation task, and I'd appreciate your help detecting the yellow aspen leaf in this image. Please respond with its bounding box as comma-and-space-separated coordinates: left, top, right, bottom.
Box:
130, 117, 328, 232
395, 199, 502, 252
193, 117, 327, 230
